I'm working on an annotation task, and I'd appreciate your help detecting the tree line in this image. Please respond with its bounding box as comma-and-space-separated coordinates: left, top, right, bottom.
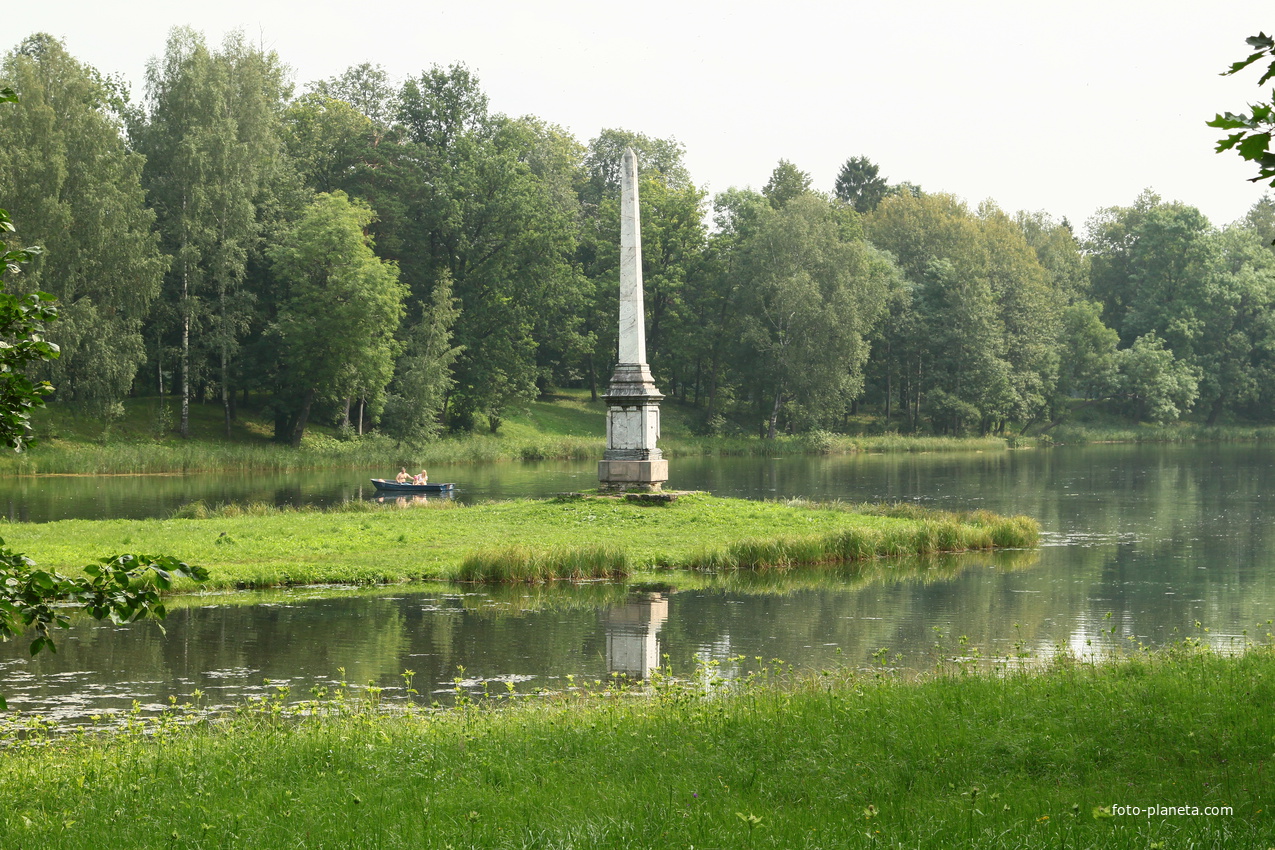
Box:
3, 29, 1275, 443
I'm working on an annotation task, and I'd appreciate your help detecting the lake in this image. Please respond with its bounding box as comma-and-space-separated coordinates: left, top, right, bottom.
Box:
2, 443, 1273, 724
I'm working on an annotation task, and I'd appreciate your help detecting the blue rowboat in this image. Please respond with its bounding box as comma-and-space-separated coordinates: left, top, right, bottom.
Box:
370, 479, 455, 493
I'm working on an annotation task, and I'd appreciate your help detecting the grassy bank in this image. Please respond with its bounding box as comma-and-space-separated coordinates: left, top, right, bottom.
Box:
1044, 421, 1275, 445
0, 495, 1038, 589
9, 391, 1275, 476
1, 392, 1015, 475
1, 645, 1268, 848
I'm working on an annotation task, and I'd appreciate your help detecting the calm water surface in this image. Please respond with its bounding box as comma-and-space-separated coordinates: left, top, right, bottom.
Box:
3, 444, 1274, 724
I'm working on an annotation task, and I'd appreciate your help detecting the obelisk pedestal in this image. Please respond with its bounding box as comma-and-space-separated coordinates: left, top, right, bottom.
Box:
599, 149, 668, 492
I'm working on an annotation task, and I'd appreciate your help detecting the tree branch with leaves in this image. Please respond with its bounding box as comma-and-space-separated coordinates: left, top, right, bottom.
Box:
1209, 32, 1275, 186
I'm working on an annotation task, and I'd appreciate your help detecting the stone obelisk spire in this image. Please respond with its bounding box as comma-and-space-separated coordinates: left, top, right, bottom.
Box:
599, 148, 668, 492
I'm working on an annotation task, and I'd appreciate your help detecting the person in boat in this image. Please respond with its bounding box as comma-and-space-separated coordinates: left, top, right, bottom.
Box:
395, 467, 410, 483
412, 469, 428, 484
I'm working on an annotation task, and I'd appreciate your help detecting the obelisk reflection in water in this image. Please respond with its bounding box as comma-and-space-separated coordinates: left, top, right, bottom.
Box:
605, 592, 668, 678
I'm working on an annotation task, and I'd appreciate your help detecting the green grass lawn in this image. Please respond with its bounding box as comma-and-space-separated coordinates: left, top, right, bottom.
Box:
1, 645, 1268, 848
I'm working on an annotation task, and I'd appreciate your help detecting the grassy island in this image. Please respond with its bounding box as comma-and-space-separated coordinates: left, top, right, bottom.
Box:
1, 644, 1268, 848
1, 494, 1037, 589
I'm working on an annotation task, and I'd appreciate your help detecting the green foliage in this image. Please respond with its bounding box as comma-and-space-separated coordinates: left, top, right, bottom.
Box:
309, 62, 396, 127
1208, 32, 1275, 185
0, 259, 56, 452
267, 191, 407, 445
833, 154, 889, 213
866, 192, 1065, 434
580, 128, 692, 204
282, 93, 377, 193
1084, 192, 1275, 423
1014, 210, 1089, 299
761, 158, 813, 209
1, 29, 1273, 443
392, 68, 587, 430
0, 34, 163, 415
735, 194, 892, 435
0, 95, 58, 456
1115, 333, 1200, 423
133, 27, 292, 437
379, 272, 461, 444
1057, 299, 1120, 402
0, 549, 207, 657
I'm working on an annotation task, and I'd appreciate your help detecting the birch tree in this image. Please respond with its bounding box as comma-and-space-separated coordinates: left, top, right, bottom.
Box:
134, 28, 289, 436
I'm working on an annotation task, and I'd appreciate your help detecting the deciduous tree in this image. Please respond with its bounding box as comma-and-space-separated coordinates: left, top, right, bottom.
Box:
267, 191, 406, 446
380, 271, 462, 444
391, 67, 588, 431
0, 34, 165, 417
134, 27, 291, 437
735, 193, 892, 436
762, 159, 813, 210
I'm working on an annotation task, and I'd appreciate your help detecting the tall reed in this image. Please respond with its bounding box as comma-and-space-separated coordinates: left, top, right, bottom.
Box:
456, 544, 631, 582
0, 431, 1016, 476
687, 511, 1036, 572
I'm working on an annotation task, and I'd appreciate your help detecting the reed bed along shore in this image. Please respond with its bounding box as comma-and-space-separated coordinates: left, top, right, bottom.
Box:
1042, 422, 1275, 445
144, 547, 1040, 620
0, 432, 1015, 476
1, 643, 1268, 848
0, 495, 1038, 589
7, 422, 1274, 476
11, 390, 1275, 476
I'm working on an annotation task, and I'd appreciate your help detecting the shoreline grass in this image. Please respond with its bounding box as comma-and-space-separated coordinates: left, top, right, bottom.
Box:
10, 387, 1275, 477
1043, 421, 1275, 445
1, 644, 1269, 848
144, 546, 1041, 615
0, 431, 1018, 476
7, 421, 1273, 477
2, 392, 1019, 476
0, 495, 1039, 589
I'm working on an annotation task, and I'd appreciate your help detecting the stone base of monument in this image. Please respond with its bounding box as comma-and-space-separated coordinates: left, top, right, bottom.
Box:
598, 459, 668, 492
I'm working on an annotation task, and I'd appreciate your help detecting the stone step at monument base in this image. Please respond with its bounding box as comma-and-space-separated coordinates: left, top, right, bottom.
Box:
598, 459, 669, 493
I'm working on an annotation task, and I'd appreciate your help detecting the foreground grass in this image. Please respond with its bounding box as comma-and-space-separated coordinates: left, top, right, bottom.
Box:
0, 495, 1038, 588
1, 646, 1268, 848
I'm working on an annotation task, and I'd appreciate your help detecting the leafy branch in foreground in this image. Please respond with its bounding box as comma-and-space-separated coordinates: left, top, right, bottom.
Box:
0, 194, 56, 454
1208, 32, 1275, 185
0, 548, 208, 709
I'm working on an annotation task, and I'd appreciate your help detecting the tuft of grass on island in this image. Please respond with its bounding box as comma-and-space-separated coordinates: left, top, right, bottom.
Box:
0, 494, 1038, 589
2, 644, 1270, 848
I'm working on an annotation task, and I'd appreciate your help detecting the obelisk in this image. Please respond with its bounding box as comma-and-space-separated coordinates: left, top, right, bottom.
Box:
598, 148, 668, 492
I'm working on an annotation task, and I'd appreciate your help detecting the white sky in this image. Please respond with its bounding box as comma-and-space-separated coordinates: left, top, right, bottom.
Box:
15, 0, 1275, 230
